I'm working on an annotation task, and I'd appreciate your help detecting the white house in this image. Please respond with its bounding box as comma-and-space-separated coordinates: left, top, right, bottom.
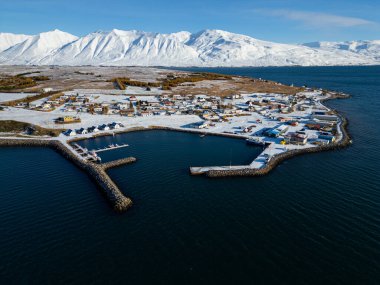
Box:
76, 128, 88, 135
42, 103, 52, 110
98, 124, 110, 131
64, 129, 76, 136
109, 122, 122, 129
87, 126, 99, 133
42, 88, 53, 93
198, 122, 210, 129
118, 103, 130, 110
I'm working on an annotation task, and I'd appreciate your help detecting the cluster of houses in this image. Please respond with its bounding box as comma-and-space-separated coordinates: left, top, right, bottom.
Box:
22, 91, 241, 117
25, 87, 340, 144
255, 116, 338, 146
235, 92, 339, 146
64, 122, 124, 136
128, 94, 244, 119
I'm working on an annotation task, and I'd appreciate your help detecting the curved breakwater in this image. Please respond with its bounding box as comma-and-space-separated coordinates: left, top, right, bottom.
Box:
0, 138, 134, 212
206, 116, 351, 177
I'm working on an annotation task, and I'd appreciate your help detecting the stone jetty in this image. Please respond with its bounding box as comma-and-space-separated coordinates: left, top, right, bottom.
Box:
102, 157, 137, 170
0, 138, 135, 212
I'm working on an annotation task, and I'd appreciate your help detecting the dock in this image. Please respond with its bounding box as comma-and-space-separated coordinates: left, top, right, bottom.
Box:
190, 165, 250, 175
72, 143, 101, 162
91, 143, 129, 153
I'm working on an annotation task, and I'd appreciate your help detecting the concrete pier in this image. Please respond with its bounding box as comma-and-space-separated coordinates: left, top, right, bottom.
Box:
190, 165, 249, 175
92, 143, 129, 153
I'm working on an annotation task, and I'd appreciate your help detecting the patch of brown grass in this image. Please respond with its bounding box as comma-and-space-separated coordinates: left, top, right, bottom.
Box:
173, 77, 302, 97
0, 120, 64, 137
0, 75, 37, 91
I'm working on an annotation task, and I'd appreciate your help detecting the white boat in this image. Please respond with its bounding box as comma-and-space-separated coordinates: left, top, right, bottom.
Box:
246, 137, 265, 146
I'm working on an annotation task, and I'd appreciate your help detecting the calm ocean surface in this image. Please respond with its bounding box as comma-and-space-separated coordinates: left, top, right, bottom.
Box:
0, 66, 379, 284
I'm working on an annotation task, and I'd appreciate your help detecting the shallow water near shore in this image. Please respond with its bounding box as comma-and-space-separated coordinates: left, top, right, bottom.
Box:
1, 66, 380, 284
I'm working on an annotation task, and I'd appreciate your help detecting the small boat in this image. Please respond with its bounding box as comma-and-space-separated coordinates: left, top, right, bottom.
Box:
199, 134, 206, 138
246, 137, 265, 146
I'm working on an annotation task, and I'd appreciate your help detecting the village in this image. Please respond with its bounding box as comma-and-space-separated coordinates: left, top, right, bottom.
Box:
0, 64, 349, 174
3, 83, 344, 168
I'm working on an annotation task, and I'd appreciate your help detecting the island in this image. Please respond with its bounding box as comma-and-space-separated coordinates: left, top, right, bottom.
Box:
0, 66, 352, 212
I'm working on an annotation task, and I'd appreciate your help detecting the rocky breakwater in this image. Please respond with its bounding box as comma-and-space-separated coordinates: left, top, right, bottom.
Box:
102, 157, 137, 170
87, 162, 133, 212
206, 116, 352, 178
0, 138, 136, 212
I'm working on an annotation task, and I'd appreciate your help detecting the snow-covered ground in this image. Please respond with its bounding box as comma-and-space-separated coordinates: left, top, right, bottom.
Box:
0, 92, 37, 103
0, 106, 201, 130
65, 87, 162, 96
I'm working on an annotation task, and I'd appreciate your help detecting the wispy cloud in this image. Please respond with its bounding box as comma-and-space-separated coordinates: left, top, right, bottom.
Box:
255, 9, 375, 28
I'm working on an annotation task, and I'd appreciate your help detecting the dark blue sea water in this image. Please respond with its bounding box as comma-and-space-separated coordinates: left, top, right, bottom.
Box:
1, 66, 380, 284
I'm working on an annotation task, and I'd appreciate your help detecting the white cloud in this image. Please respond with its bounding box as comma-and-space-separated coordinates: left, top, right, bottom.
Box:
256, 9, 374, 28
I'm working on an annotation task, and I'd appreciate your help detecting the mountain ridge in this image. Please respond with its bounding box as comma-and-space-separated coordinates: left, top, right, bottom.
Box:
0, 29, 379, 67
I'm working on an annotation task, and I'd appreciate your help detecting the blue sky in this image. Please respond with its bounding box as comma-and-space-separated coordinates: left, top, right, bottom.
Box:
0, 0, 379, 43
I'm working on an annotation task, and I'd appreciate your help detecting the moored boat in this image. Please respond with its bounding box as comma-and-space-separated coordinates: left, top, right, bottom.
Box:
246, 137, 265, 146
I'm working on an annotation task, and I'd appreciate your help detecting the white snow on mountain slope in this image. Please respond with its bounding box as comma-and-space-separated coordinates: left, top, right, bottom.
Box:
185, 29, 375, 66
0, 29, 379, 66
0, 33, 33, 52
39, 29, 200, 66
303, 40, 380, 61
0, 29, 78, 64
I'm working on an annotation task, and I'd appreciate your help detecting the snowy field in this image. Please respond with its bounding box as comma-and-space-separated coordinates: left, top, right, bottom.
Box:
65, 87, 162, 96
0, 106, 201, 130
0, 92, 37, 103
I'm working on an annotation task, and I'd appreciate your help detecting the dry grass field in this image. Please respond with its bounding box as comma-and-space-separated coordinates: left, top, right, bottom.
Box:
0, 66, 302, 96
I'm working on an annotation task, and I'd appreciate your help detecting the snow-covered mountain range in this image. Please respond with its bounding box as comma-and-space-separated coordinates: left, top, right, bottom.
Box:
0, 29, 379, 67
302, 40, 380, 61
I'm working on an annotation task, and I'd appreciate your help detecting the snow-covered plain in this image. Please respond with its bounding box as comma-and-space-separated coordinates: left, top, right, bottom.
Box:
0, 29, 379, 66
0, 92, 37, 103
